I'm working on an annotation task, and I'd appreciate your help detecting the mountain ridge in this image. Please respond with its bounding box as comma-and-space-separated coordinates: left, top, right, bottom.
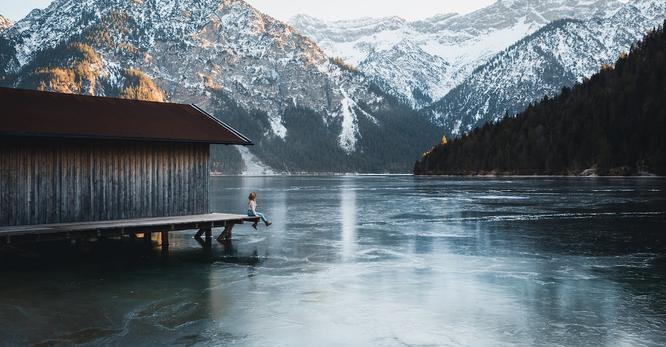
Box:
425, 1, 666, 136
290, 0, 630, 109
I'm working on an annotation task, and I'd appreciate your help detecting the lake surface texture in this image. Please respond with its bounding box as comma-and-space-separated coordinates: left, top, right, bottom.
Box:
1, 176, 666, 346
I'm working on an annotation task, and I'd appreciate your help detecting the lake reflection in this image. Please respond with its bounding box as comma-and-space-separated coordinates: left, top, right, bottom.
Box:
1, 176, 665, 346
340, 179, 357, 262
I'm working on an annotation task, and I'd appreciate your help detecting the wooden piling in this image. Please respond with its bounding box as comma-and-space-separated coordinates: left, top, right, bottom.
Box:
217, 223, 235, 243
144, 231, 152, 247
161, 231, 169, 249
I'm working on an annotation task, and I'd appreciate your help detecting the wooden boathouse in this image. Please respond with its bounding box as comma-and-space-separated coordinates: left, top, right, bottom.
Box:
0, 87, 258, 249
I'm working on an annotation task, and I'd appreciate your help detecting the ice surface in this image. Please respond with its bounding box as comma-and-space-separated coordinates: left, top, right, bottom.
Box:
1, 177, 666, 346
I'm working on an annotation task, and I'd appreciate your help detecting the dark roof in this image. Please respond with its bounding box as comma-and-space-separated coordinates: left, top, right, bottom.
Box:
0, 87, 252, 145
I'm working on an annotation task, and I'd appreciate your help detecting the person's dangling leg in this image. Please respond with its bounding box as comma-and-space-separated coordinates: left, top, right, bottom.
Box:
256, 212, 272, 226
248, 210, 259, 230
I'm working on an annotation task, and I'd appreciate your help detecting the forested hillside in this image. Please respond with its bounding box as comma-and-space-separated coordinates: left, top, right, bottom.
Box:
415, 21, 666, 176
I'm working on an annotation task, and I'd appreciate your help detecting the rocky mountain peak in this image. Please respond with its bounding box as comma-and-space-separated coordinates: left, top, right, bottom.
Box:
7, 0, 287, 63
289, 14, 407, 45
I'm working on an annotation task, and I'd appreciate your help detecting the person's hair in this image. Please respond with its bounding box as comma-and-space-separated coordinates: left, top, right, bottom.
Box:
248, 192, 257, 201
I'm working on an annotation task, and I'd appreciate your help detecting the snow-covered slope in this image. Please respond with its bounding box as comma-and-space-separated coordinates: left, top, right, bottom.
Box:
290, 0, 629, 109
0, 15, 12, 32
359, 40, 451, 106
0, 0, 441, 173
425, 0, 666, 136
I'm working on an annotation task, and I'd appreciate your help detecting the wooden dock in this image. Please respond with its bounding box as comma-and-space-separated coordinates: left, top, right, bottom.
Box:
0, 213, 260, 249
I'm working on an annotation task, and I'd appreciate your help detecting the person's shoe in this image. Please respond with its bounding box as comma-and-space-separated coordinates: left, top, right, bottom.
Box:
265, 221, 272, 227
252, 222, 258, 230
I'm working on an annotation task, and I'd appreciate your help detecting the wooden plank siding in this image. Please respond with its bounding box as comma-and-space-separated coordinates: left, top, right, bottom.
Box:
0, 139, 210, 227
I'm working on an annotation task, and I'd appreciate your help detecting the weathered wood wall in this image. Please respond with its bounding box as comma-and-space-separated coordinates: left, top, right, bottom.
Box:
0, 139, 210, 227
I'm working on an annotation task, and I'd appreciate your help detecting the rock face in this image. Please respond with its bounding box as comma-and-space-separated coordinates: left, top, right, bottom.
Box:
290, 0, 630, 109
424, 0, 666, 136
0, 0, 441, 173
0, 15, 13, 32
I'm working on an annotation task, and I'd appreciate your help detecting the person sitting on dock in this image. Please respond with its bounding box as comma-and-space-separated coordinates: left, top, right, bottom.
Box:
248, 192, 272, 229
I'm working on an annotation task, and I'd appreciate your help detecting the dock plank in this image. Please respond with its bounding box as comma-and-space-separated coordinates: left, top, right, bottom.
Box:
0, 213, 260, 238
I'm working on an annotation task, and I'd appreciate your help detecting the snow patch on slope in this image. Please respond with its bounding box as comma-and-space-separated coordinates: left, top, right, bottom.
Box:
238, 146, 276, 176
336, 92, 360, 154
267, 113, 288, 139
334, 89, 378, 154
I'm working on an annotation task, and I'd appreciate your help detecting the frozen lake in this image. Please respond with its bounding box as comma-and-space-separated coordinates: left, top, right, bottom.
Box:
1, 176, 666, 346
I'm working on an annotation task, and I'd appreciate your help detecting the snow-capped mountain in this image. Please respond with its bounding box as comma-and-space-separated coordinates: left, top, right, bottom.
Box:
0, 15, 13, 32
0, 0, 441, 173
290, 0, 630, 109
359, 40, 451, 106
425, 0, 666, 136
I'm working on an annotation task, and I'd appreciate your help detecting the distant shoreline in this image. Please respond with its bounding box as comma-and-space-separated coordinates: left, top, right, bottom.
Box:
210, 172, 413, 177
414, 174, 665, 179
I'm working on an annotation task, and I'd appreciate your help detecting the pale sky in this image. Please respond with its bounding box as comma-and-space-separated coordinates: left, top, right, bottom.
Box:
246, 0, 495, 21
1, 0, 52, 20
1, 0, 495, 22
